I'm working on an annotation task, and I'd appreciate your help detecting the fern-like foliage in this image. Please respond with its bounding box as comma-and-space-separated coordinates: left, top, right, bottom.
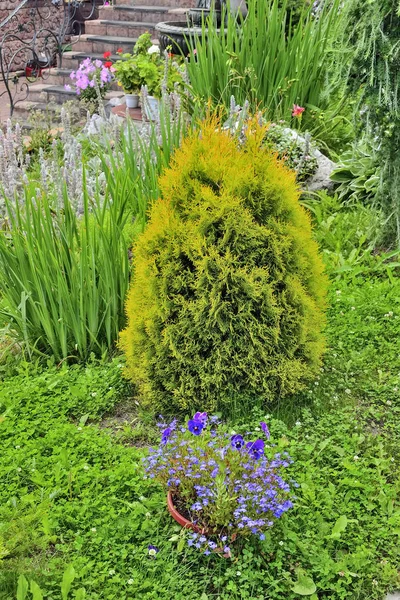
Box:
346, 0, 400, 241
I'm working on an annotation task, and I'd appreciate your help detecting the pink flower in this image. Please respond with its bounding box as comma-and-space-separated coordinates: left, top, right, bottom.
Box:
64, 84, 72, 92
292, 104, 305, 118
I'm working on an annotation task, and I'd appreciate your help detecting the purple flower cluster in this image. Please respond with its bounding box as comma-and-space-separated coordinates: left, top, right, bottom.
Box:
143, 412, 294, 553
67, 57, 114, 99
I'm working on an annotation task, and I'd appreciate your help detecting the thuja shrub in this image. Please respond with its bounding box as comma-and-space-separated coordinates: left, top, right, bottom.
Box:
120, 118, 328, 413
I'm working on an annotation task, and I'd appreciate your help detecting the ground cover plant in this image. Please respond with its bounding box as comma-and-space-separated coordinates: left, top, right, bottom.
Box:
1, 271, 400, 599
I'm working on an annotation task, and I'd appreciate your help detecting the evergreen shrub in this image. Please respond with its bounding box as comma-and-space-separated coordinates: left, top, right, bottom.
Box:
120, 118, 328, 413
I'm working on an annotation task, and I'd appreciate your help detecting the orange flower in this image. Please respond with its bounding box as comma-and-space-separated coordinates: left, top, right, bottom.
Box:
103, 51, 111, 59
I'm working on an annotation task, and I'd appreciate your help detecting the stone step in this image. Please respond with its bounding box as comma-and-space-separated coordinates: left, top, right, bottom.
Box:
71, 34, 158, 54
85, 19, 157, 37
26, 82, 124, 105
42, 67, 74, 87
13, 101, 55, 124
98, 5, 189, 23
60, 51, 121, 70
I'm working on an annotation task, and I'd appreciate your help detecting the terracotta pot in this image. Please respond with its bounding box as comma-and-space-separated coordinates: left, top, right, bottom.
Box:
167, 492, 203, 532
166, 492, 232, 557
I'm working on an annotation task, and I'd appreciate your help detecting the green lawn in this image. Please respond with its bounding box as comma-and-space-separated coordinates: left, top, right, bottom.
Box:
1, 275, 399, 599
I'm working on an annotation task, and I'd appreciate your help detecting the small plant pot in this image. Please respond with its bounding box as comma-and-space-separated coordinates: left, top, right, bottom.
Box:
167, 492, 202, 532
125, 93, 139, 109
167, 493, 232, 558
144, 95, 159, 121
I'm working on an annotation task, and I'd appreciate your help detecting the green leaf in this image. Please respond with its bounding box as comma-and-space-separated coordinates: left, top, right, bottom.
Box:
317, 438, 331, 455
61, 564, 76, 600
30, 581, 44, 600
177, 537, 186, 553
330, 515, 348, 538
75, 589, 86, 600
78, 413, 90, 427
200, 594, 209, 600
17, 575, 29, 600
292, 573, 317, 596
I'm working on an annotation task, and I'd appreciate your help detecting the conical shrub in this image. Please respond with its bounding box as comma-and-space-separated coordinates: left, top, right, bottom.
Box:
120, 118, 328, 413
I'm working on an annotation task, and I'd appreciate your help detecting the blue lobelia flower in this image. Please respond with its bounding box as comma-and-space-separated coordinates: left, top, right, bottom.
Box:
188, 419, 205, 436
231, 434, 245, 450
193, 412, 208, 424
260, 421, 270, 440
161, 427, 172, 444
246, 439, 265, 460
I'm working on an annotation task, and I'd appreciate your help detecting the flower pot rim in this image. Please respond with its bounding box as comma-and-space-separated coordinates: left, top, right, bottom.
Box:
167, 491, 203, 532
166, 492, 232, 558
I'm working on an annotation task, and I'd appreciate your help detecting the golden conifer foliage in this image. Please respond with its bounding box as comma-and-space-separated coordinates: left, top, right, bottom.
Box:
120, 118, 328, 413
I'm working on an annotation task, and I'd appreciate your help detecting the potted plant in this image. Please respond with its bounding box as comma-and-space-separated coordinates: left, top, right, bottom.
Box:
116, 33, 183, 120
113, 51, 141, 108
66, 55, 114, 114
144, 412, 294, 555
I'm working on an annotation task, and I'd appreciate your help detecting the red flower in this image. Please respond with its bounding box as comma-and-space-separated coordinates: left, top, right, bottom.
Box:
292, 104, 305, 118
104, 61, 113, 68
103, 51, 111, 59
117, 48, 123, 54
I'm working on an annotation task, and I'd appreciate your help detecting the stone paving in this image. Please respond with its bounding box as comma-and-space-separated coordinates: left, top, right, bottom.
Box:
386, 594, 400, 599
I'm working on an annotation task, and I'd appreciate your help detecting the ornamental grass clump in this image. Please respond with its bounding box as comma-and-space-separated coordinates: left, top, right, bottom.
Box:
120, 116, 328, 413
144, 412, 294, 554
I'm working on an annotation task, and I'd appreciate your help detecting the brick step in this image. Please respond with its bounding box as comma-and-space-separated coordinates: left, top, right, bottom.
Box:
98, 5, 189, 23
26, 82, 124, 105
71, 34, 158, 54
85, 19, 156, 37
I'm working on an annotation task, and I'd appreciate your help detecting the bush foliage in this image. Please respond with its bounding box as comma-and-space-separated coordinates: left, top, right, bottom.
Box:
120, 119, 328, 413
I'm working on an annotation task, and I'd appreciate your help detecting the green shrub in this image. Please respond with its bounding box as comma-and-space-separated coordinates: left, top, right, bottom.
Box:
120, 118, 328, 414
